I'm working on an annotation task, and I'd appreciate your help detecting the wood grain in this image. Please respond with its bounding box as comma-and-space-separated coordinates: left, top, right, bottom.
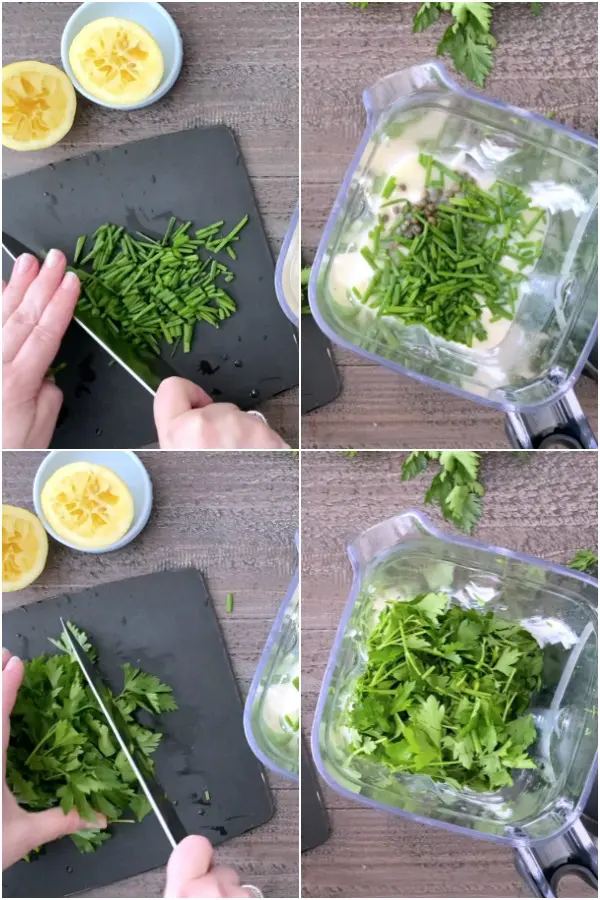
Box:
2, 450, 299, 899
300, 450, 597, 898
2, 2, 299, 446
300, 1, 598, 448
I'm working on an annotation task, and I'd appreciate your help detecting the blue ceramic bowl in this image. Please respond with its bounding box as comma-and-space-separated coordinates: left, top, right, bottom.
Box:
33, 450, 153, 554
61, 1, 183, 110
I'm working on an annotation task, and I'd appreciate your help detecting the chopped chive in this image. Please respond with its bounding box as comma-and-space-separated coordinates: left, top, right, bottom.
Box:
226, 592, 234, 614
73, 236, 86, 265
342, 155, 545, 346
382, 176, 396, 199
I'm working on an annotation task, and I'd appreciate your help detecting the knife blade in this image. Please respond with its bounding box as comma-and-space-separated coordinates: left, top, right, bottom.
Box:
59, 618, 187, 849
2, 233, 179, 394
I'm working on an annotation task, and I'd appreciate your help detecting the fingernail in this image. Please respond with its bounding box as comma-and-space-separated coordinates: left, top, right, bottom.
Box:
62, 271, 79, 290
44, 249, 63, 269
15, 253, 35, 274
6, 655, 21, 670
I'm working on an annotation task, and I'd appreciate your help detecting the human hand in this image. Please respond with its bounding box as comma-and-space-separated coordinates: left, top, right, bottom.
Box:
154, 377, 289, 450
2, 251, 80, 449
165, 835, 257, 899
2, 649, 107, 871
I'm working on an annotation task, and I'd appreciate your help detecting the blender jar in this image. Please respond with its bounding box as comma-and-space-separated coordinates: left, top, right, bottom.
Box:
312, 512, 597, 893
244, 564, 299, 781
309, 63, 598, 447
275, 205, 300, 326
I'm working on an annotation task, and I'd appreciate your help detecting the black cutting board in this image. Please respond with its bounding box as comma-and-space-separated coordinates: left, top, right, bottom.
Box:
2, 570, 273, 898
2, 126, 298, 445
301, 737, 330, 852
301, 316, 341, 415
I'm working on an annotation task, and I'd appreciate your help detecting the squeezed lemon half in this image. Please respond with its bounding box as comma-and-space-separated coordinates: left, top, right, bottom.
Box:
2, 505, 49, 592
41, 462, 134, 550
69, 17, 164, 106
2, 61, 76, 151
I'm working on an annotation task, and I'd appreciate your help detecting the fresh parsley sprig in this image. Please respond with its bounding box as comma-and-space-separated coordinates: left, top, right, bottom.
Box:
346, 591, 543, 791
569, 550, 598, 576
402, 451, 484, 534
7, 624, 176, 855
351, 3, 544, 87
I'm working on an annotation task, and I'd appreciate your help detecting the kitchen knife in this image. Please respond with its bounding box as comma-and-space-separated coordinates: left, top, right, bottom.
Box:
59, 618, 187, 849
2, 233, 178, 394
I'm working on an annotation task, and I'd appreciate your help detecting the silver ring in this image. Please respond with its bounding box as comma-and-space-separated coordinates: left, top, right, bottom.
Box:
246, 410, 267, 426
242, 886, 264, 898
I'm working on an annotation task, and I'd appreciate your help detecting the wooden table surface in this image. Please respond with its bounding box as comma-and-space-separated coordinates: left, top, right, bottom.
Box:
301, 450, 598, 898
2, 2, 299, 446
301, 1, 598, 448
2, 450, 299, 899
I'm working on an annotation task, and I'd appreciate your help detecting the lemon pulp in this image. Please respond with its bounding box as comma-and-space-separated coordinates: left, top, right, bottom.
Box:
41, 462, 135, 549
2, 61, 76, 151
69, 17, 164, 106
2, 505, 49, 592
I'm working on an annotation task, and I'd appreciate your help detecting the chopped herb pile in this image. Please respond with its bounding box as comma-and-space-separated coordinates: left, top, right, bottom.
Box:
7, 624, 176, 854
402, 451, 484, 534
69, 215, 248, 357
301, 264, 312, 315
355, 155, 545, 347
346, 592, 543, 791
569, 550, 598, 576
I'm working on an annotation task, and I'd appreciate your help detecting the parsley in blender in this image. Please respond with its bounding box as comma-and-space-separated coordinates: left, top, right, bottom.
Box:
346, 592, 543, 792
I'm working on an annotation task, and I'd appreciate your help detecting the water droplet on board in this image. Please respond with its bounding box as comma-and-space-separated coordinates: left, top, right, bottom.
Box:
198, 360, 219, 376
78, 355, 96, 384
95, 428, 103, 437
150, 174, 156, 184
66, 866, 73, 874
250, 389, 259, 399
233, 360, 243, 368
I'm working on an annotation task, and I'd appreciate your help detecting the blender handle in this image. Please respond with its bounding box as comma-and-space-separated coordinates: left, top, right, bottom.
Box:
505, 389, 597, 449
514, 819, 598, 898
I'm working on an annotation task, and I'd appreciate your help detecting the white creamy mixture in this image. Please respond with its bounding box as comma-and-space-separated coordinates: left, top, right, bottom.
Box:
262, 665, 300, 736
328, 142, 547, 361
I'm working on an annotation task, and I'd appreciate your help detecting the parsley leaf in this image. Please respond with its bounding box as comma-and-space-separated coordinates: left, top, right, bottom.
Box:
569, 550, 598, 576
346, 591, 543, 791
411, 2, 540, 85
413, 2, 442, 32
402, 451, 484, 534
7, 624, 176, 856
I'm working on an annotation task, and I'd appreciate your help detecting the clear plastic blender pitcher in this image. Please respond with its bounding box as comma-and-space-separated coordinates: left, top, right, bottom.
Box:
244, 538, 299, 781
309, 63, 598, 448
275, 205, 300, 326
312, 512, 598, 896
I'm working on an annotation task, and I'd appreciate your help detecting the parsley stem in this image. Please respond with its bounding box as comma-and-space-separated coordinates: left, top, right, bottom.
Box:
25, 723, 58, 766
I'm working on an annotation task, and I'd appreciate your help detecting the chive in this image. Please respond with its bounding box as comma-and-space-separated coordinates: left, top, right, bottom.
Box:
382, 176, 396, 199
73, 236, 86, 265
226, 592, 234, 614
522, 208, 546, 237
